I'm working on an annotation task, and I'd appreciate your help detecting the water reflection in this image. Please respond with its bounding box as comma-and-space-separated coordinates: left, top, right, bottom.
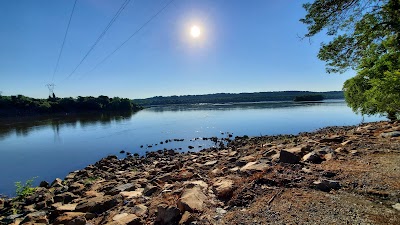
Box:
0, 112, 137, 141
147, 100, 342, 113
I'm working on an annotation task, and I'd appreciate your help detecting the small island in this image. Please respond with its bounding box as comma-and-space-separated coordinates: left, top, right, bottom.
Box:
293, 94, 324, 102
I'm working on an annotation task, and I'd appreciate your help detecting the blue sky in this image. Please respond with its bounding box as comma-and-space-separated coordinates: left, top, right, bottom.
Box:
0, 0, 355, 99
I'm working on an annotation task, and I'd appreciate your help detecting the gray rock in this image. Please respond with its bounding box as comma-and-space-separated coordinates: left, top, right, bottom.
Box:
107, 183, 135, 195
132, 204, 148, 217
144, 184, 159, 196
380, 131, 400, 138
156, 204, 181, 225
313, 179, 341, 192
392, 203, 400, 211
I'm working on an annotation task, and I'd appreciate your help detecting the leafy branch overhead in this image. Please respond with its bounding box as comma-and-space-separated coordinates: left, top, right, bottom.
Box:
301, 0, 400, 119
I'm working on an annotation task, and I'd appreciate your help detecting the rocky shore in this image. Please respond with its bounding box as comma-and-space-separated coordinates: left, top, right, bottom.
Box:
1, 121, 400, 224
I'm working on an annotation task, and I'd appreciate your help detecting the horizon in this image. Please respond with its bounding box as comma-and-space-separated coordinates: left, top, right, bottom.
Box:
0, 0, 355, 99
1, 89, 344, 100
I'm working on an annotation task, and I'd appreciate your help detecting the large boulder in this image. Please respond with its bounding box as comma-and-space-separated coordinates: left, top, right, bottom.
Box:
212, 178, 234, 200
279, 150, 300, 164
177, 186, 207, 212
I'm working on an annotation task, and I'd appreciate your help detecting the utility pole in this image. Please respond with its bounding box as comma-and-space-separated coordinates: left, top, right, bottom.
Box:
46, 83, 56, 98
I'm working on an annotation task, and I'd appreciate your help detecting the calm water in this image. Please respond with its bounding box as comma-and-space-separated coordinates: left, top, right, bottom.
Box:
0, 100, 383, 196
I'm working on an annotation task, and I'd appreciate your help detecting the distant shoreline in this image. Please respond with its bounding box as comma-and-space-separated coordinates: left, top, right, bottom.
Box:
133, 91, 344, 106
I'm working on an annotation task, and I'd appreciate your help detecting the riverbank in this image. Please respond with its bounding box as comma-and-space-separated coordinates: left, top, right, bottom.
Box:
1, 121, 399, 224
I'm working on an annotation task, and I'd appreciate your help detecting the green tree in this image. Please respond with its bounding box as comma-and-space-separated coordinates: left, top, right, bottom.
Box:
301, 0, 400, 120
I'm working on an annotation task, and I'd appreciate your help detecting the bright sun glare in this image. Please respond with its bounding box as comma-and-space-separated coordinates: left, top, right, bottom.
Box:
190, 25, 201, 38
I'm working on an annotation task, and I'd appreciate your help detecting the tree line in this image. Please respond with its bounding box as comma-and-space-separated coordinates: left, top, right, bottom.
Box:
301, 0, 400, 120
133, 91, 343, 106
0, 95, 142, 116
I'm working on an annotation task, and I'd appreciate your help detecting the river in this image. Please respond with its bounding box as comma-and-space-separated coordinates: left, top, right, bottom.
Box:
0, 100, 383, 196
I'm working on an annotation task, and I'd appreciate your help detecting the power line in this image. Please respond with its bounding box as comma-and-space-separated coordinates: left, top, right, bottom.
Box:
64, 0, 133, 80
84, 0, 175, 76
52, 0, 78, 82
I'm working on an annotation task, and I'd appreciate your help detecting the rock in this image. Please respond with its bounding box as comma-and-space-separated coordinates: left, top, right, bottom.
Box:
392, 203, 400, 211
240, 161, 269, 172
68, 182, 85, 194
178, 186, 207, 212
322, 171, 336, 178
302, 152, 323, 164
51, 178, 64, 188
263, 150, 277, 157
324, 153, 334, 161
53, 203, 78, 212
67, 216, 87, 225
20, 211, 48, 224
132, 204, 148, 217
39, 180, 49, 188
319, 135, 344, 143
143, 184, 159, 196
380, 131, 400, 138
212, 178, 234, 199
279, 150, 300, 164
54, 212, 87, 225
183, 180, 208, 190
179, 211, 194, 225
54, 192, 79, 204
120, 189, 144, 199
216, 207, 227, 214
156, 204, 181, 225
75, 196, 121, 213
107, 183, 135, 195
284, 147, 308, 156
239, 155, 256, 162
341, 140, 353, 146
157, 173, 173, 182
111, 213, 142, 224
313, 180, 341, 192
229, 166, 240, 172
25, 187, 54, 205
177, 170, 194, 180
204, 160, 218, 166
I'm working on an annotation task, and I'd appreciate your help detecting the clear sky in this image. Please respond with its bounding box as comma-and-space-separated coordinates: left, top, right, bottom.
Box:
0, 0, 355, 99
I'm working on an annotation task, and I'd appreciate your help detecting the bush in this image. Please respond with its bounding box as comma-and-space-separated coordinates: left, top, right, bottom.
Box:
15, 177, 37, 199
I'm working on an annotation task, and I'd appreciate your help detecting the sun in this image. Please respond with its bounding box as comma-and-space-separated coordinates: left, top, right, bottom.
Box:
190, 25, 201, 38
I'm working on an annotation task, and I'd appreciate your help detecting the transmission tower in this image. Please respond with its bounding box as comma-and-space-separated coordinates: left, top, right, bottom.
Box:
0, 91, 2, 96
46, 83, 56, 97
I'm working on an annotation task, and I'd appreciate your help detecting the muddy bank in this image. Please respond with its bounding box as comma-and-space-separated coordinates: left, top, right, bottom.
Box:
1, 121, 399, 224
